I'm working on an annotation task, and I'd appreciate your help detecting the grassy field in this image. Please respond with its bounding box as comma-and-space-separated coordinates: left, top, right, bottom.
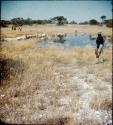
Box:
0, 24, 112, 124
1, 24, 112, 38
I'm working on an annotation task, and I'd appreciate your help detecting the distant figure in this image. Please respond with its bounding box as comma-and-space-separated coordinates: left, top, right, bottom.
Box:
89, 34, 92, 39
12, 23, 22, 31
95, 33, 105, 63
12, 24, 16, 30
11, 25, 14, 30
18, 25, 22, 31
75, 30, 77, 36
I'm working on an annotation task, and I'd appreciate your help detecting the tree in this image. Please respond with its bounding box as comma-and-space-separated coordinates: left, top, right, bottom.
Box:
79, 21, 89, 25
11, 17, 24, 26
24, 18, 33, 25
70, 21, 77, 24
51, 16, 68, 25
0, 20, 11, 27
33, 19, 51, 24
100, 15, 106, 24
89, 19, 98, 25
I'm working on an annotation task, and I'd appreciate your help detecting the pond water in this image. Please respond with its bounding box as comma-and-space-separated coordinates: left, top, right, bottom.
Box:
34, 34, 111, 49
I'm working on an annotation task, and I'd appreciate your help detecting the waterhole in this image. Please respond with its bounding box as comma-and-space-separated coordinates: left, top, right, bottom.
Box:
34, 34, 111, 49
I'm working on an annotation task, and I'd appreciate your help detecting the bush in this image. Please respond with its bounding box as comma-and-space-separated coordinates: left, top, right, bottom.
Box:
89, 19, 99, 25
106, 20, 112, 28
10, 18, 52, 25
0, 20, 11, 27
79, 21, 89, 25
70, 21, 77, 24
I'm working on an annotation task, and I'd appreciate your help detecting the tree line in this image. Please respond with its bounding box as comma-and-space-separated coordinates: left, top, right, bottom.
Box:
0, 16, 112, 27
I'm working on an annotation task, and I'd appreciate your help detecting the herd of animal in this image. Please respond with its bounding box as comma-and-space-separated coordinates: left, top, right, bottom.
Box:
5, 32, 67, 42
5, 33, 48, 41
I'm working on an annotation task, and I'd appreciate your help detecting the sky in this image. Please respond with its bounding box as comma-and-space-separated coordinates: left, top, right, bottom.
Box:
1, 0, 112, 22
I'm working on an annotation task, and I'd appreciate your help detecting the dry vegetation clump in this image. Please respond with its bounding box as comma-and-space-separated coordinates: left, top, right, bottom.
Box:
74, 48, 95, 66
45, 117, 71, 125
90, 93, 112, 111
0, 58, 25, 85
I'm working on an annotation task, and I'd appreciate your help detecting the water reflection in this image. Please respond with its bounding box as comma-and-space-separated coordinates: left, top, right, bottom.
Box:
34, 34, 111, 49
53, 34, 66, 43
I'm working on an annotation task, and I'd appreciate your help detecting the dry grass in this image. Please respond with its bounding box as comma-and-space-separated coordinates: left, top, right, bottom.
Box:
1, 24, 112, 38
90, 93, 112, 110
0, 25, 112, 124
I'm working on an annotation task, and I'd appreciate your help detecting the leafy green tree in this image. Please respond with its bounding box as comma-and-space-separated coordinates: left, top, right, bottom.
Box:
0, 20, 11, 27
11, 17, 24, 26
89, 19, 99, 25
24, 18, 33, 25
51, 16, 68, 25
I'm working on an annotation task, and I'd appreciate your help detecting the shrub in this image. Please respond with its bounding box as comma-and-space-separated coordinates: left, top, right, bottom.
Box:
89, 19, 99, 25
0, 20, 11, 27
79, 21, 89, 25
106, 19, 112, 28
70, 21, 77, 24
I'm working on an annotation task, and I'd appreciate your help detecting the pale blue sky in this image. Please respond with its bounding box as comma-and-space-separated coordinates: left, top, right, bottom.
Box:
1, 0, 112, 22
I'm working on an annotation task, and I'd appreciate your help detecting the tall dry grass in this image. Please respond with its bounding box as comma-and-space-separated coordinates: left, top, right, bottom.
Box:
0, 30, 112, 124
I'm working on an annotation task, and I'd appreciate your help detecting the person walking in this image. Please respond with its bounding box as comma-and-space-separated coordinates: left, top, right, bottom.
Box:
95, 33, 105, 63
